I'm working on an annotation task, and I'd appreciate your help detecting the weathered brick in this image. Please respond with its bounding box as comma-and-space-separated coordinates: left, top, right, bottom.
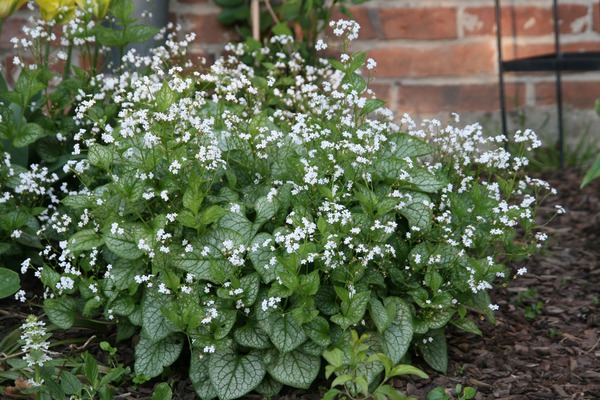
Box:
502, 41, 600, 61
368, 82, 393, 105
535, 80, 600, 108
464, 5, 589, 37
0, 17, 28, 48
379, 7, 457, 39
369, 42, 495, 78
379, 7, 457, 40
395, 83, 525, 115
180, 13, 239, 44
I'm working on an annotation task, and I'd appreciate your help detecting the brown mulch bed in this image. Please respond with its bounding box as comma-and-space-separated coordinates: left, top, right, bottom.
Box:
1, 168, 599, 399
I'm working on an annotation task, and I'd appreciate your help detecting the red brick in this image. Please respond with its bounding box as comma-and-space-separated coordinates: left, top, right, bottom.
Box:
0, 17, 28, 48
502, 41, 600, 61
535, 81, 600, 109
330, 7, 378, 40
368, 82, 393, 105
369, 42, 495, 79
180, 13, 238, 43
395, 83, 525, 115
594, 3, 599, 32
379, 7, 457, 40
464, 5, 589, 37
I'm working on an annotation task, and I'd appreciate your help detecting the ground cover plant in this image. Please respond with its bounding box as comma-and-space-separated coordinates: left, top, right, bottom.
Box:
0, 1, 563, 399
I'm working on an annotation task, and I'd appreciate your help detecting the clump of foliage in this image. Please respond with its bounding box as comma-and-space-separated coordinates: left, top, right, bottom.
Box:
0, 0, 159, 300
216, 0, 368, 62
1, 3, 562, 399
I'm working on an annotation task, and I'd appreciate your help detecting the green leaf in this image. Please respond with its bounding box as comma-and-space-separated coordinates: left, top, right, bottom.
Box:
68, 229, 105, 252
104, 224, 144, 260
111, 0, 134, 21
96, 25, 124, 47
427, 386, 450, 400
425, 267, 443, 293
88, 144, 114, 170
141, 291, 180, 341
201, 205, 228, 225
189, 351, 218, 400
389, 364, 429, 379
406, 166, 447, 193
314, 285, 339, 316
388, 133, 434, 159
581, 153, 600, 188
342, 72, 367, 93
117, 172, 145, 202
83, 352, 99, 386
0, 268, 20, 299
240, 272, 260, 306
254, 374, 284, 398
360, 98, 386, 116
369, 297, 390, 333
134, 334, 184, 379
331, 290, 370, 330
214, 309, 237, 340
60, 370, 84, 395
44, 298, 77, 329
208, 349, 265, 400
155, 80, 176, 113
266, 349, 320, 389
398, 191, 433, 231
40, 367, 66, 399
62, 194, 94, 210
303, 315, 331, 347
296, 270, 320, 296
172, 242, 215, 280
419, 329, 448, 373
253, 196, 279, 231
268, 312, 307, 352
215, 211, 254, 245
450, 318, 482, 336
423, 307, 454, 330
234, 324, 271, 349
14, 123, 46, 147
151, 382, 172, 400
248, 233, 282, 283
381, 297, 413, 364
125, 24, 160, 43
110, 258, 146, 290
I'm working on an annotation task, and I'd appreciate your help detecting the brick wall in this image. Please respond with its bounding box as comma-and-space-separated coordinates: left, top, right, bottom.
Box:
169, 0, 600, 135
2, 1, 600, 133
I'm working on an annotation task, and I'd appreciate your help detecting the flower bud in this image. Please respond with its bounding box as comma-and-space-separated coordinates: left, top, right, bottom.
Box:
0, 0, 27, 20
75, 0, 111, 19
35, 0, 77, 24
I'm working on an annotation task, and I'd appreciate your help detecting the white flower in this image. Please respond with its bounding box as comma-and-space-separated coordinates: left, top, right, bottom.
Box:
315, 39, 328, 51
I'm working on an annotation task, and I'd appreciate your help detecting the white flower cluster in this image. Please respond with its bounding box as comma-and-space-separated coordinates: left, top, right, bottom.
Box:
20, 315, 52, 369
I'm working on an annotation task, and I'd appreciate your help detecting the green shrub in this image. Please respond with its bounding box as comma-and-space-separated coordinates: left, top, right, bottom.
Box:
3, 11, 561, 399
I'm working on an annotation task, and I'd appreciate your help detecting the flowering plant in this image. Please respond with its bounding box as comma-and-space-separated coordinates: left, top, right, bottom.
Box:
0, 0, 158, 299
4, 12, 561, 399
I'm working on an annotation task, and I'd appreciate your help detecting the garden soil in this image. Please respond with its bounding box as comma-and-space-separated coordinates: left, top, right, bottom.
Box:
1, 168, 599, 400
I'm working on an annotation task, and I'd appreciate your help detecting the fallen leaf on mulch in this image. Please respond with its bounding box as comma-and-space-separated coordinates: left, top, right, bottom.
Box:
3, 375, 35, 399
